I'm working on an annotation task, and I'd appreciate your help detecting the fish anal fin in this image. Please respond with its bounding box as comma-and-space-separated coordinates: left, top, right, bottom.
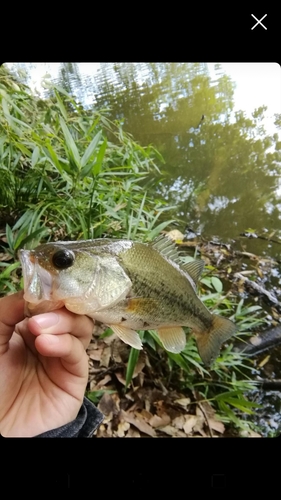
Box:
110, 325, 143, 350
195, 315, 237, 366
181, 260, 205, 285
156, 326, 186, 353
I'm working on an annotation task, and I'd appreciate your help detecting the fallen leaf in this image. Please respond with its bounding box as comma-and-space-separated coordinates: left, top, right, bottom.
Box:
89, 349, 103, 361
98, 393, 118, 416
149, 414, 171, 428
115, 371, 127, 386
126, 428, 141, 438
159, 425, 186, 437
115, 421, 130, 437
139, 372, 145, 387
174, 398, 191, 408
132, 352, 146, 378
121, 410, 156, 437
183, 415, 198, 435
172, 415, 185, 430
166, 229, 184, 242
258, 355, 270, 368
93, 374, 112, 389
97, 422, 113, 437
100, 346, 112, 367
208, 418, 225, 434
137, 409, 154, 421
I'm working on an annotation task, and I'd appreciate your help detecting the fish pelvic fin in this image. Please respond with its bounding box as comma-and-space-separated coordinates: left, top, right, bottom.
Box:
195, 315, 237, 366
156, 326, 186, 353
110, 325, 143, 350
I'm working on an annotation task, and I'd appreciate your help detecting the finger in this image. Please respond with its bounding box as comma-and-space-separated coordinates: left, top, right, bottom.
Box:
0, 291, 25, 353
27, 308, 94, 349
35, 333, 88, 377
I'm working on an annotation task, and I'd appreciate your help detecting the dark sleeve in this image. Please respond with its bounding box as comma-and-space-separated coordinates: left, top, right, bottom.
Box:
35, 397, 104, 438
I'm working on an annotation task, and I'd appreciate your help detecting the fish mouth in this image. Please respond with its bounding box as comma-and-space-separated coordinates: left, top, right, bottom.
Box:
19, 249, 53, 303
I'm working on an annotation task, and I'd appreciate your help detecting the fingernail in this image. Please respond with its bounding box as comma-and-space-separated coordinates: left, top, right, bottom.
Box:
32, 313, 60, 330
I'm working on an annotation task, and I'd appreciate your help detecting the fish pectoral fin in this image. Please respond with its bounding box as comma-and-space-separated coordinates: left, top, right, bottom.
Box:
110, 325, 143, 350
195, 315, 237, 366
156, 326, 186, 353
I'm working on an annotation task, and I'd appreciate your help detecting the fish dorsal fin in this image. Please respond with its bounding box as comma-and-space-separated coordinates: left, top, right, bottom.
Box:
151, 235, 182, 264
181, 259, 205, 285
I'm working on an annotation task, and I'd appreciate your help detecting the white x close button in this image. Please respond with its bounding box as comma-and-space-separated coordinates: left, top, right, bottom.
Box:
251, 14, 267, 30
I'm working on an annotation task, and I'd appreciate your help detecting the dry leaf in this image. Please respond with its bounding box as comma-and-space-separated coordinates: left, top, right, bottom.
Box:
115, 371, 127, 386
100, 346, 112, 367
174, 398, 191, 408
93, 374, 112, 389
192, 409, 206, 435
149, 414, 171, 428
208, 418, 225, 434
137, 409, 153, 421
258, 355, 270, 368
98, 393, 117, 416
126, 428, 141, 438
132, 352, 146, 378
183, 415, 198, 435
121, 410, 156, 437
172, 415, 185, 430
159, 425, 186, 437
136, 372, 145, 387
89, 349, 103, 361
115, 421, 130, 437
166, 229, 184, 242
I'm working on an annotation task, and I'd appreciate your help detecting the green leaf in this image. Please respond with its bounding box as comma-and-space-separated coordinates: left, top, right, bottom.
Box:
86, 390, 116, 404
125, 348, 140, 388
81, 130, 102, 168
16, 228, 48, 250
80, 161, 96, 179
2, 98, 11, 119
200, 277, 213, 289
31, 146, 40, 167
211, 276, 223, 293
45, 144, 63, 174
0, 261, 21, 279
5, 224, 14, 250
147, 219, 175, 240
14, 142, 32, 157
59, 117, 81, 168
54, 90, 68, 120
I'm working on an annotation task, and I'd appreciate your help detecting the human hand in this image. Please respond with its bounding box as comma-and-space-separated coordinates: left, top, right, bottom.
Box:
0, 291, 94, 437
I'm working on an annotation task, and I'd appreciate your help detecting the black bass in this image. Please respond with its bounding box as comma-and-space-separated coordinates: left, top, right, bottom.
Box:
19, 235, 237, 365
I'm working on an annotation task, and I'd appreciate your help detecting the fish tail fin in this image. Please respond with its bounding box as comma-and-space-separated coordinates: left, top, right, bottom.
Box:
195, 315, 237, 366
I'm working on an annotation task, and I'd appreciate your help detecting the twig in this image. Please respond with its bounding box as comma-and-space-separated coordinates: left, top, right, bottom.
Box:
234, 272, 279, 305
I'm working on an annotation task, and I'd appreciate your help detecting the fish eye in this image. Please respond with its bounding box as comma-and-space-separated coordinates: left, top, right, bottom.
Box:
52, 249, 75, 269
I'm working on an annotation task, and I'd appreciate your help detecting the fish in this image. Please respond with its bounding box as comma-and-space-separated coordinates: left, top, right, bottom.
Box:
19, 235, 237, 366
